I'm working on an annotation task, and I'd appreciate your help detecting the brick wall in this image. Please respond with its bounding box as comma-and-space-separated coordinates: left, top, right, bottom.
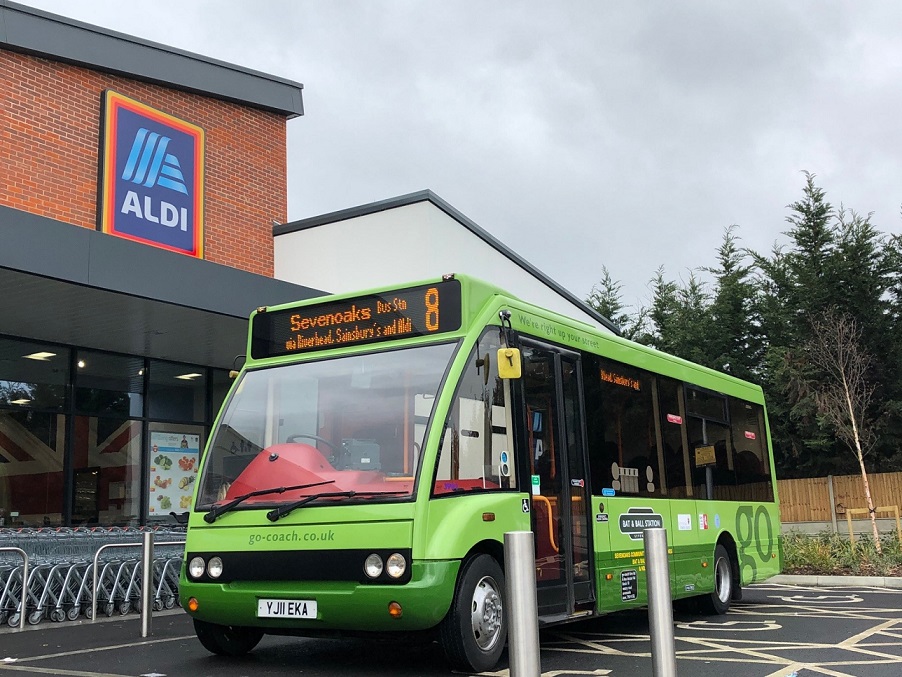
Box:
1, 50, 287, 277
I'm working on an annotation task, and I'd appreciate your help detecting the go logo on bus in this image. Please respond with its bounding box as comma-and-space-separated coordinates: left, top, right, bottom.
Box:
735, 504, 775, 578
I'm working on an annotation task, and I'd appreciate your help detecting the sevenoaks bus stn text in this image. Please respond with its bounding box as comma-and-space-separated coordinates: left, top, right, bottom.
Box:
285, 300, 415, 351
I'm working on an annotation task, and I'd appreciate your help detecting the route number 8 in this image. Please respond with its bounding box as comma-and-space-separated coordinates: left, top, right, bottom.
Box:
425, 287, 439, 331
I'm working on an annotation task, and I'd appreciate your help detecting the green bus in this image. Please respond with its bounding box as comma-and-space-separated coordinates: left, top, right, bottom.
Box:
180, 274, 782, 673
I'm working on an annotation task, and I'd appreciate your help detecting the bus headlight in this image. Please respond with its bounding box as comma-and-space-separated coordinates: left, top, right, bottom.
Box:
364, 553, 383, 578
188, 556, 206, 579
386, 553, 407, 579
207, 556, 224, 579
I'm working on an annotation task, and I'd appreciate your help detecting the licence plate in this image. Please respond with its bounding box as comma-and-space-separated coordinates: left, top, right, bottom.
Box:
257, 598, 318, 619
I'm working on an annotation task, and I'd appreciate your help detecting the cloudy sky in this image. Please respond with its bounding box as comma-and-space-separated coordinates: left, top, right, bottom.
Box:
18, 1, 902, 312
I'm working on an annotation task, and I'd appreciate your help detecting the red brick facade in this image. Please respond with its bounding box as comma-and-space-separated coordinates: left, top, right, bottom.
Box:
1, 50, 286, 277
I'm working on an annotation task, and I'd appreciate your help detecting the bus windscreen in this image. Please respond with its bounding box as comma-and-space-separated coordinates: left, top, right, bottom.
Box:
251, 279, 462, 359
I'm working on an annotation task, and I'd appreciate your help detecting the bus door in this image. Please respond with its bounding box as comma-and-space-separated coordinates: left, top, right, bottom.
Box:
520, 340, 594, 619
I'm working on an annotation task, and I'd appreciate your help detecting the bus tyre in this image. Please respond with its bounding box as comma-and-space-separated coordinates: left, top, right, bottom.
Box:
439, 553, 507, 673
193, 618, 264, 657
700, 544, 733, 615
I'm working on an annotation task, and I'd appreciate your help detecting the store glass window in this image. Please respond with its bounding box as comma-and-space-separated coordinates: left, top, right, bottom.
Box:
0, 338, 70, 527
0, 410, 67, 527
148, 360, 206, 422
0, 337, 69, 411
74, 351, 144, 418
72, 415, 142, 525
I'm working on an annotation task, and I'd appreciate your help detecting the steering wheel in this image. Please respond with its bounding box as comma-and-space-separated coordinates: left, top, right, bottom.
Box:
285, 433, 339, 453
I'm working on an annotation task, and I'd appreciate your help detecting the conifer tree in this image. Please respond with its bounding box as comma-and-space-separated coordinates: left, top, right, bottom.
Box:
586, 171, 902, 475
586, 266, 648, 341
704, 225, 760, 382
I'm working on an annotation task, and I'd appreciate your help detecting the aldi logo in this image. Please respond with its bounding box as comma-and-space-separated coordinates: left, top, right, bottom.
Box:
99, 91, 204, 257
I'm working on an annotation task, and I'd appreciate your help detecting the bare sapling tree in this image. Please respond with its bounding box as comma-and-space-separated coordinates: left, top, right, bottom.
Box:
805, 308, 882, 551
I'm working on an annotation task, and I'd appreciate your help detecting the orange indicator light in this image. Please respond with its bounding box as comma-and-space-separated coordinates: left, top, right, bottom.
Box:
388, 602, 403, 618
702, 562, 708, 568
605, 573, 613, 581
187, 597, 199, 612
482, 512, 496, 522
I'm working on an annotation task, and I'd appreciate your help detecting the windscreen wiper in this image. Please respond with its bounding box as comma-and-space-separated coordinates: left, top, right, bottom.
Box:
266, 490, 408, 522
204, 480, 336, 523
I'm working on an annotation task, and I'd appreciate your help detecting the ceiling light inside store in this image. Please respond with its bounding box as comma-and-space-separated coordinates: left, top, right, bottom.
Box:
175, 373, 202, 380
23, 352, 56, 361
77, 360, 86, 368
11, 399, 31, 405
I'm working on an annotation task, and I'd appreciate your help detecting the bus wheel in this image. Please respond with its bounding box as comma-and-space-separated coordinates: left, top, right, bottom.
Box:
193, 618, 264, 656
439, 553, 507, 673
700, 544, 733, 615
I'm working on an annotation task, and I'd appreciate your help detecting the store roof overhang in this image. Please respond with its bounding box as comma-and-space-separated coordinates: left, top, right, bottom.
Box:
0, 206, 324, 368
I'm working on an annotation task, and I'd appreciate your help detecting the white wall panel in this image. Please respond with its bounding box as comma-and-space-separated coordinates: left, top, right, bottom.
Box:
275, 200, 609, 331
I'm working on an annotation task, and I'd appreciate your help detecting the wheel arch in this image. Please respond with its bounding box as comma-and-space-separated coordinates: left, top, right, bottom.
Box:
440, 538, 506, 624
439, 541, 508, 672
463, 538, 505, 572
716, 531, 742, 601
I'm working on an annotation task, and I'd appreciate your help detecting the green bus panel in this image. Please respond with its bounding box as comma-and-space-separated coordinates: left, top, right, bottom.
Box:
593, 497, 782, 611
418, 492, 530, 560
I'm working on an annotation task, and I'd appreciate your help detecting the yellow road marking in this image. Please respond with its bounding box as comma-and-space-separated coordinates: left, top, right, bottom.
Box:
840, 618, 899, 645
0, 667, 131, 677
7, 634, 195, 663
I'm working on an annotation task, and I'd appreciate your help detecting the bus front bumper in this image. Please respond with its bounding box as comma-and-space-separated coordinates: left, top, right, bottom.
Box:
180, 560, 460, 632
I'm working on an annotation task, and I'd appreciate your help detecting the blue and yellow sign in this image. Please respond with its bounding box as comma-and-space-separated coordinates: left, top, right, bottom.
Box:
99, 90, 204, 257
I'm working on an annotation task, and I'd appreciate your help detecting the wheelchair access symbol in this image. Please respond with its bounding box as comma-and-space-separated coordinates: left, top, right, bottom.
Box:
522, 498, 530, 513
676, 619, 782, 631
770, 594, 862, 604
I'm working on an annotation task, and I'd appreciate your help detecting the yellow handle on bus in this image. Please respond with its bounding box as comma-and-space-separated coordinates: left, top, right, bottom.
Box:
497, 348, 522, 379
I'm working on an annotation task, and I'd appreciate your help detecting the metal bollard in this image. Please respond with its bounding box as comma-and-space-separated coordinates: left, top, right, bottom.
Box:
504, 531, 541, 677
141, 531, 154, 638
644, 527, 677, 676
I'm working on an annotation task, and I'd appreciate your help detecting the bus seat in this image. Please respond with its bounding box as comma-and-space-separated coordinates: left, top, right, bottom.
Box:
532, 495, 558, 559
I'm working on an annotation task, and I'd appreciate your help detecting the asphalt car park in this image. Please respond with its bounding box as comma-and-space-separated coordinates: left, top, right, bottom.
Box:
1, 582, 900, 677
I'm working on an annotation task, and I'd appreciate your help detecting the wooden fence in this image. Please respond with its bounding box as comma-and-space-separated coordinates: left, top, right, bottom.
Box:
777, 471, 902, 523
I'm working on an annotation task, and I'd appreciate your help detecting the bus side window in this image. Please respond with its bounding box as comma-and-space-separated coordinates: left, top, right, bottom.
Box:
585, 355, 664, 497
583, 357, 614, 494
729, 398, 774, 502
658, 378, 689, 498
434, 329, 516, 495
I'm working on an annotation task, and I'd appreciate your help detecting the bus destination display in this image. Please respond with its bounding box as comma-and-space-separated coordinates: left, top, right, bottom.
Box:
252, 280, 462, 358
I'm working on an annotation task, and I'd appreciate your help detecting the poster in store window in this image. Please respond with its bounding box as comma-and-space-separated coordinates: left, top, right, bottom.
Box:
149, 431, 199, 517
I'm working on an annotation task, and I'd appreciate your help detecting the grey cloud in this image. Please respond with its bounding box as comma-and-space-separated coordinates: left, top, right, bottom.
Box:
18, 0, 902, 311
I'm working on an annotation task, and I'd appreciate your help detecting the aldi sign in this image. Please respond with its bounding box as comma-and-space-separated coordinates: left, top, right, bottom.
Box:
99, 90, 204, 257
